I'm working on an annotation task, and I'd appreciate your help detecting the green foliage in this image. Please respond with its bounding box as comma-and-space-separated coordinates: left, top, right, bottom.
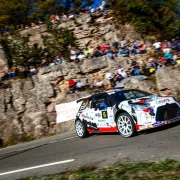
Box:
22, 160, 180, 180
0, 0, 93, 29
0, 0, 29, 28
1, 26, 75, 67
113, 0, 180, 38
4, 133, 35, 147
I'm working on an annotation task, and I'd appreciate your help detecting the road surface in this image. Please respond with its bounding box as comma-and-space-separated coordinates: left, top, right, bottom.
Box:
0, 122, 180, 180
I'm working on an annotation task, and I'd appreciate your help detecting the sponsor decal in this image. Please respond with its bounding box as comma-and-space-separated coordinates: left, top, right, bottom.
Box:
147, 123, 153, 128
156, 99, 170, 104
95, 113, 101, 118
102, 111, 108, 119
139, 125, 146, 130
152, 122, 163, 127
98, 120, 106, 122
81, 114, 85, 118
106, 122, 110, 126
84, 115, 93, 121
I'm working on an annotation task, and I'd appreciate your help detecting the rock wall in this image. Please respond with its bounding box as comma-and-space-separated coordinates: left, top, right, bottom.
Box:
0, 46, 8, 77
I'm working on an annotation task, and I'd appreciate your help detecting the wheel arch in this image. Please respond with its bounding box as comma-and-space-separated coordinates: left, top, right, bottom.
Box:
115, 109, 128, 122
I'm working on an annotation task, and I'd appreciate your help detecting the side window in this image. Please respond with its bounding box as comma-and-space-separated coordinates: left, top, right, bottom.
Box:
79, 100, 86, 112
79, 99, 90, 111
133, 90, 151, 98
91, 96, 109, 109
106, 96, 117, 107
124, 91, 136, 99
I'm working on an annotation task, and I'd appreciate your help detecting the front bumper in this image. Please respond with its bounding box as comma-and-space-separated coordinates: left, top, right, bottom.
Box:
136, 117, 180, 131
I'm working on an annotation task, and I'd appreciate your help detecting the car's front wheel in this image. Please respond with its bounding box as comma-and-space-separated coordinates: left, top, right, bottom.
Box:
116, 112, 136, 138
75, 120, 89, 138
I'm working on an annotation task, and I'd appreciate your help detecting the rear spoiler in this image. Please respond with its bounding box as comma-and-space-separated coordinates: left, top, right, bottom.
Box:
76, 97, 87, 103
76, 95, 91, 103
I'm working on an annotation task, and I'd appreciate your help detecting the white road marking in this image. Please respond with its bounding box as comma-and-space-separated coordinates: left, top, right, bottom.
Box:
0, 159, 75, 176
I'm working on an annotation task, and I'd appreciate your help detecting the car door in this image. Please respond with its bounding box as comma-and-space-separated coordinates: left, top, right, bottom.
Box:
92, 94, 116, 128
79, 98, 98, 130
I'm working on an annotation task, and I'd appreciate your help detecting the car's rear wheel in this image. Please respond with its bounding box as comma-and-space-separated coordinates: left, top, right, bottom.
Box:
116, 112, 136, 138
75, 120, 89, 138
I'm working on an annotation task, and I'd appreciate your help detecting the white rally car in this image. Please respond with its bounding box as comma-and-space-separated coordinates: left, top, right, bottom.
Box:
75, 89, 180, 138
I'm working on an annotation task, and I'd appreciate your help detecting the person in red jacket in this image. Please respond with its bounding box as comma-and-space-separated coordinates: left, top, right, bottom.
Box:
68, 79, 76, 93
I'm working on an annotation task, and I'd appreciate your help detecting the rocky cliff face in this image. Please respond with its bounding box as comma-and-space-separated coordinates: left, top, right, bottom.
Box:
0, 46, 7, 77
57, 11, 142, 48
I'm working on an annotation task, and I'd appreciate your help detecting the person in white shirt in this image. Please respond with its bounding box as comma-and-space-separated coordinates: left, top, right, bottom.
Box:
95, 78, 104, 89
153, 40, 161, 51
117, 66, 127, 78
77, 53, 86, 61
76, 80, 85, 91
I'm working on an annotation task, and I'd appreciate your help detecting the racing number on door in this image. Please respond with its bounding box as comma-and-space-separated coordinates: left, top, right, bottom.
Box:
102, 111, 108, 119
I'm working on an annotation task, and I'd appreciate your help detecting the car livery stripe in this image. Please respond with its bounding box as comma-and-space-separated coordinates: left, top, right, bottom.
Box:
87, 127, 118, 133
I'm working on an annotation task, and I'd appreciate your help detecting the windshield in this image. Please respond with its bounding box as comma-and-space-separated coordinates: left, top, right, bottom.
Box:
110, 90, 152, 102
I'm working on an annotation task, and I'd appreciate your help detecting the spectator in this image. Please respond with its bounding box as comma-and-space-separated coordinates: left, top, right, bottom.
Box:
31, 22, 36, 28
164, 52, 173, 65
77, 52, 86, 61
61, 13, 68, 21
139, 44, 147, 54
153, 40, 161, 52
49, 60, 56, 66
106, 49, 114, 59
29, 66, 37, 76
68, 79, 76, 93
76, 79, 85, 91
55, 55, 63, 64
105, 72, 115, 87
159, 57, 166, 67
99, 43, 106, 53
83, 48, 90, 57
3, 26, 9, 35
93, 47, 102, 58
50, 14, 56, 22
94, 78, 104, 89
41, 59, 48, 68
11, 67, 17, 78
112, 41, 118, 49
117, 67, 128, 78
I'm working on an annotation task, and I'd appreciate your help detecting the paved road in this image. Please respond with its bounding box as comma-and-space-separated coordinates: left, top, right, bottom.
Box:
0, 122, 180, 180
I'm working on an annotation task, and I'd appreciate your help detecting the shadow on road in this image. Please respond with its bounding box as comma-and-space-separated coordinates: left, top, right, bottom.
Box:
88, 121, 180, 138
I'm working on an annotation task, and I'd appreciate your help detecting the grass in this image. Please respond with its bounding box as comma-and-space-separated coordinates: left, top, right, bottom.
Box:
22, 159, 180, 180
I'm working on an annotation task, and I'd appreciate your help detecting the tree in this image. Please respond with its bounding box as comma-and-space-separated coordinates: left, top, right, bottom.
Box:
0, 0, 29, 28
113, 0, 180, 38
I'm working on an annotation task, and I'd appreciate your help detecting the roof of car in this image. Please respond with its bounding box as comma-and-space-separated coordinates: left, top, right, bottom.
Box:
76, 88, 130, 103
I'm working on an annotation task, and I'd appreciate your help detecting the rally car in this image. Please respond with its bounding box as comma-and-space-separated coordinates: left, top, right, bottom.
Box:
75, 89, 180, 138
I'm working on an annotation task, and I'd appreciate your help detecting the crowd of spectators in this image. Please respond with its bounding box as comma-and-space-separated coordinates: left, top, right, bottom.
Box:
1, 0, 180, 94
64, 36, 180, 93
1, 37, 180, 87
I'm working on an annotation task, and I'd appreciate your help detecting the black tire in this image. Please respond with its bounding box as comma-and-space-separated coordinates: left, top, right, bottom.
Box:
116, 112, 136, 138
75, 120, 89, 138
